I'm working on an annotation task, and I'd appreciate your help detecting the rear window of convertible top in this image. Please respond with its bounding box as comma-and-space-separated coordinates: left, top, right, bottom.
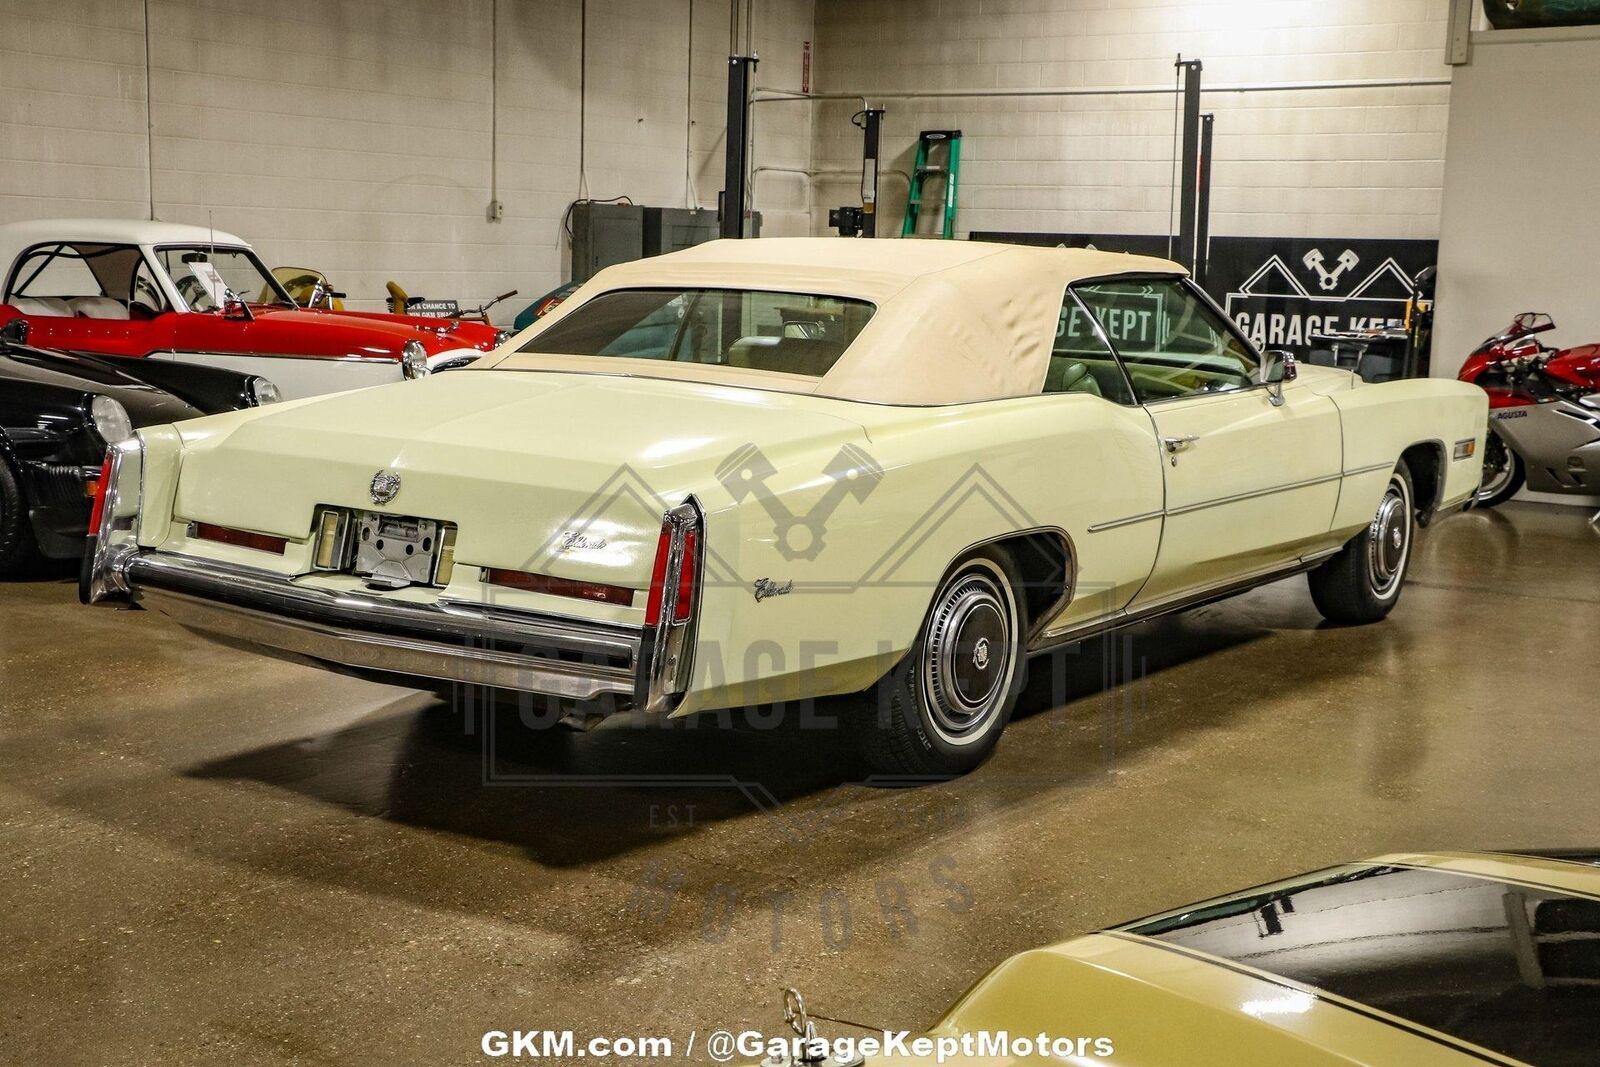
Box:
519, 287, 875, 379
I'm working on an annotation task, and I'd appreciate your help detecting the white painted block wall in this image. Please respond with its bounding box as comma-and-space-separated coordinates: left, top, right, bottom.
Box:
802, 0, 1453, 242
0, 0, 814, 320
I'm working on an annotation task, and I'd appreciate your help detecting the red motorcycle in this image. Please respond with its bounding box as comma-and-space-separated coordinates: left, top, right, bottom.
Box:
1457, 312, 1600, 512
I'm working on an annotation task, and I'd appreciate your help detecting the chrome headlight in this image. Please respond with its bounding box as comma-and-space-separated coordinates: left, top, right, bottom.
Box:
493, 329, 511, 348
89, 395, 134, 444
248, 376, 281, 405
401, 339, 429, 379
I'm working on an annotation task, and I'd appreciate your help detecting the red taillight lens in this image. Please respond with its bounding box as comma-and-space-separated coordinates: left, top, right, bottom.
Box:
674, 527, 697, 623
643, 525, 674, 626
484, 568, 635, 606
642, 514, 700, 626
86, 451, 114, 534
190, 522, 288, 555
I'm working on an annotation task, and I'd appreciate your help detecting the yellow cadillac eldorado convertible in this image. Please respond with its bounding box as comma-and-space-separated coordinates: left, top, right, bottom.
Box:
83, 239, 1487, 776
751, 850, 1600, 1066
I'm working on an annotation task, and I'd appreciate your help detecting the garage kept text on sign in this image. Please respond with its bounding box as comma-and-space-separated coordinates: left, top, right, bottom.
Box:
973, 232, 1438, 361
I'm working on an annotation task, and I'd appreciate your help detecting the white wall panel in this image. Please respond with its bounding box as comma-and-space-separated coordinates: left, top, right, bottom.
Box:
804, 0, 1452, 242
1434, 31, 1600, 508
1435, 33, 1600, 377
0, 0, 814, 319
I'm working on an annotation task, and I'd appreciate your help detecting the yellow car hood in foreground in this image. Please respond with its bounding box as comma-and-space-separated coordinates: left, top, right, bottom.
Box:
830, 852, 1600, 1066
168, 370, 869, 589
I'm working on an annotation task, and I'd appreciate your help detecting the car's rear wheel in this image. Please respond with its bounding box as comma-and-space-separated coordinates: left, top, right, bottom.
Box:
0, 457, 43, 579
854, 550, 1026, 779
1308, 460, 1414, 625
1475, 430, 1524, 508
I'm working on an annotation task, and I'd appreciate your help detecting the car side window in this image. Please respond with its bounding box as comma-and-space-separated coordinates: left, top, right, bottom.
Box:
1043, 290, 1135, 404
525, 288, 875, 378
1073, 278, 1259, 403
129, 257, 170, 315
10, 245, 104, 301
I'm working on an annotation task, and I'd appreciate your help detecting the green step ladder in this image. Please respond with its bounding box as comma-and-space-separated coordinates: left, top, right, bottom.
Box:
901, 129, 963, 239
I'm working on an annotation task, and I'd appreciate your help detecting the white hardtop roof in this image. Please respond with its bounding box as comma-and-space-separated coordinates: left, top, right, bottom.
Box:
489, 237, 1187, 405
0, 218, 252, 281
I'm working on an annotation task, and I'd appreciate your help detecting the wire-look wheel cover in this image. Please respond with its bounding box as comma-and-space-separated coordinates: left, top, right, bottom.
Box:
1366, 474, 1412, 599
920, 560, 1018, 747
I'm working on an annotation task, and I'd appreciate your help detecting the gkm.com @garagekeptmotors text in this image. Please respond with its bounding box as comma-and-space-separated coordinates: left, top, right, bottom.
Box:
479, 1027, 1116, 1063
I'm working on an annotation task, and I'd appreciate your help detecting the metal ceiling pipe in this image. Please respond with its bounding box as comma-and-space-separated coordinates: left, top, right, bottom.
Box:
751, 76, 1451, 103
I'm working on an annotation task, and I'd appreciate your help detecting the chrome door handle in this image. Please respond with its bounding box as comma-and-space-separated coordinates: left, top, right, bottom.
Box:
1162, 435, 1199, 465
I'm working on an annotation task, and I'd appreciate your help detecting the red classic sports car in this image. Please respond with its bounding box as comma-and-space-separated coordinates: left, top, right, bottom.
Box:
0, 219, 507, 399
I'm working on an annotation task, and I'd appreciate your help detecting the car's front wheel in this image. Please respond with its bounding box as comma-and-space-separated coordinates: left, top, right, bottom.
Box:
854, 550, 1027, 779
1307, 460, 1414, 625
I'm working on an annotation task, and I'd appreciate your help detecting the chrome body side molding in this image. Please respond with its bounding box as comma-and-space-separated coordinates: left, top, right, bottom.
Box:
1028, 551, 1336, 654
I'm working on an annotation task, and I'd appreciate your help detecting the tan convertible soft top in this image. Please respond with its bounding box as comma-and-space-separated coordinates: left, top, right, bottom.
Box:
480, 238, 1186, 405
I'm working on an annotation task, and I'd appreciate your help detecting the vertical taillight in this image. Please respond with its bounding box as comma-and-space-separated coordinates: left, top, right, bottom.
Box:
674, 527, 697, 623
87, 450, 114, 536
643, 525, 674, 626
638, 499, 703, 713
82, 436, 144, 606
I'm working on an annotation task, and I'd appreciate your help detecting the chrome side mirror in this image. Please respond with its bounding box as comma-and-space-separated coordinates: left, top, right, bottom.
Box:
221, 288, 254, 322
1262, 350, 1297, 406
0, 317, 29, 345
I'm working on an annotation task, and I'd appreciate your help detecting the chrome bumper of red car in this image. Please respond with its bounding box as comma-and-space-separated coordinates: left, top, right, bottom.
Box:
118, 552, 647, 706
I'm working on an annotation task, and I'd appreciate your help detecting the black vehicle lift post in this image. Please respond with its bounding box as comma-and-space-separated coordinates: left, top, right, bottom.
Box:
1174, 56, 1204, 275
858, 106, 884, 237
829, 106, 886, 237
1195, 112, 1214, 288
720, 54, 759, 239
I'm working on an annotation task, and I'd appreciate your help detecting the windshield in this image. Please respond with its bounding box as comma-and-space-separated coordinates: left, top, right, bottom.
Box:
155, 246, 291, 311
521, 288, 875, 378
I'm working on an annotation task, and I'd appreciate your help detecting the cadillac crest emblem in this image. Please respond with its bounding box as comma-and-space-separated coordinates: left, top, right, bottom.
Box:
369, 470, 402, 505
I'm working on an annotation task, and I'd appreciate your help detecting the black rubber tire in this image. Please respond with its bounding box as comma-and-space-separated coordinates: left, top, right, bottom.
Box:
1474, 431, 1524, 509
1308, 460, 1414, 625
0, 457, 43, 579
853, 548, 1028, 780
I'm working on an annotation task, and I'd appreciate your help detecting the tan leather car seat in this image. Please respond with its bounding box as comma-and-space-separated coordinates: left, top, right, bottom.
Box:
726, 336, 844, 377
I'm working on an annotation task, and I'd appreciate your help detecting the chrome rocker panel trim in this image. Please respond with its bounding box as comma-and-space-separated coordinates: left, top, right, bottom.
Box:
1029, 549, 1339, 654
121, 553, 643, 704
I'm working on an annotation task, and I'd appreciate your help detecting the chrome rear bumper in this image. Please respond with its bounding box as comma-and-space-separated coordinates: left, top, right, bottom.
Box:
121, 553, 645, 705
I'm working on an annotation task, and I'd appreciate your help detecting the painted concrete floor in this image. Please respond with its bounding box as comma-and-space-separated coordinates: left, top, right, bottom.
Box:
1, 502, 1596, 1065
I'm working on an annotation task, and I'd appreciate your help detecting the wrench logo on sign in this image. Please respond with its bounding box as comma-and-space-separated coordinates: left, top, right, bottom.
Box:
716, 442, 884, 561
1302, 247, 1360, 291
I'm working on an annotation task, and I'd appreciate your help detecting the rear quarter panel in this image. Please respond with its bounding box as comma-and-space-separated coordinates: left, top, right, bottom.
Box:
1326, 379, 1487, 536
682, 393, 1164, 714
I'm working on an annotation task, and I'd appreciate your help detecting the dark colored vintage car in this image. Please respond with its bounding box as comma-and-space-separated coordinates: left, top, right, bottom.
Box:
0, 320, 273, 575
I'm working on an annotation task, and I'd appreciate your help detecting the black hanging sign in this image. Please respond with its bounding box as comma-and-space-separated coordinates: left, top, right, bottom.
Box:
972, 232, 1438, 361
